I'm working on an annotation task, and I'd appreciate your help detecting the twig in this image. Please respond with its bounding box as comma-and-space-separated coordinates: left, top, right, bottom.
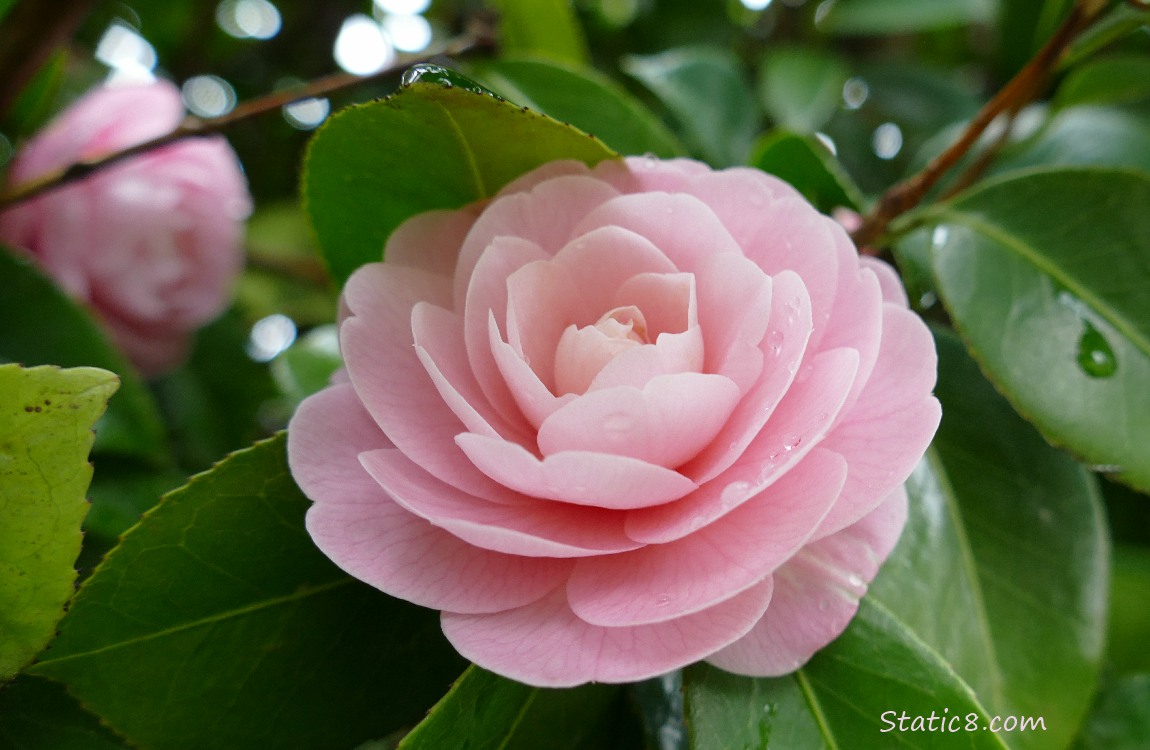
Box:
0, 25, 496, 210
850, 0, 1110, 247
0, 0, 98, 120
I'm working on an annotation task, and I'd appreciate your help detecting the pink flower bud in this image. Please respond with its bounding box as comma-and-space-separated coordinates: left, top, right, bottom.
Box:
1, 81, 252, 377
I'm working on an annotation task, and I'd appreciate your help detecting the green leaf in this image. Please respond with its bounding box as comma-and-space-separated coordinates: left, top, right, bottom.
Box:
31, 434, 467, 750
686, 601, 1010, 750
815, 0, 996, 35
0, 675, 129, 749
488, 0, 589, 67
758, 47, 849, 133
1056, 56, 1150, 109
1073, 673, 1150, 750
470, 57, 685, 157
749, 130, 863, 213
397, 666, 627, 750
1062, 4, 1150, 70
622, 46, 761, 167
993, 106, 1150, 175
0, 364, 118, 681
684, 329, 1107, 749
1106, 545, 1150, 675
0, 246, 169, 464
303, 76, 618, 286
927, 168, 1150, 492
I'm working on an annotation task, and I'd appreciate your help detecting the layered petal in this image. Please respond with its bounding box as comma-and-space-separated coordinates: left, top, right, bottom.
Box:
442, 579, 774, 688
706, 487, 908, 676
288, 384, 572, 613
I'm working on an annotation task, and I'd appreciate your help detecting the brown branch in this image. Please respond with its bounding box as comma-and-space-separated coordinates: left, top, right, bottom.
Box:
0, 24, 496, 210
850, 0, 1111, 247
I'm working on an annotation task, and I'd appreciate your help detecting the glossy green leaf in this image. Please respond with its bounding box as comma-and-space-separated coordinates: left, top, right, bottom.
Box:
927, 168, 1150, 492
470, 57, 685, 157
685, 329, 1107, 749
686, 601, 1009, 750
815, 0, 996, 35
31, 434, 466, 750
0, 247, 169, 464
1106, 545, 1150, 675
622, 46, 761, 167
303, 77, 617, 285
488, 0, 589, 67
0, 675, 128, 749
0, 364, 117, 681
990, 106, 1150, 175
397, 666, 627, 750
758, 47, 848, 133
1056, 56, 1150, 109
1062, 4, 1150, 69
1073, 673, 1150, 750
750, 130, 863, 213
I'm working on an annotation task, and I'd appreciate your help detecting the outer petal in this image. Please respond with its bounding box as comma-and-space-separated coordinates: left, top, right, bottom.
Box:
568, 449, 846, 626
385, 204, 481, 275
813, 305, 941, 538
442, 579, 775, 688
359, 448, 643, 558
288, 383, 572, 614
861, 255, 910, 307
456, 434, 698, 509
706, 487, 908, 676
341, 263, 512, 502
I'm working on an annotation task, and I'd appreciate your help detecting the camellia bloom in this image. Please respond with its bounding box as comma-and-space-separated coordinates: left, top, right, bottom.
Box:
0, 81, 251, 376
288, 157, 940, 687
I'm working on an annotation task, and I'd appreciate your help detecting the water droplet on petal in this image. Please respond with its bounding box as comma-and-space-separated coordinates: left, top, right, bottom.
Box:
767, 329, 784, 356
783, 434, 802, 452
846, 574, 864, 591
656, 594, 671, 606
642, 152, 658, 168
1077, 323, 1117, 377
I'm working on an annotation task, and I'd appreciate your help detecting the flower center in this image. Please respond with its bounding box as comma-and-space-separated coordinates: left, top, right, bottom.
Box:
594, 305, 649, 345
552, 305, 651, 395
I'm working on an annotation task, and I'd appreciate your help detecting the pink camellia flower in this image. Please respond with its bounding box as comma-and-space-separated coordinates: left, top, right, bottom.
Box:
288, 156, 940, 687
0, 81, 251, 376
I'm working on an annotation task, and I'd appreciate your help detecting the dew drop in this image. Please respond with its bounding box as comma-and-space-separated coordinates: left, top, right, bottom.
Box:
767, 329, 784, 356
655, 593, 671, 606
782, 434, 802, 452
918, 291, 937, 310
1077, 323, 1117, 377
642, 152, 658, 168
722, 481, 754, 507
846, 574, 864, 591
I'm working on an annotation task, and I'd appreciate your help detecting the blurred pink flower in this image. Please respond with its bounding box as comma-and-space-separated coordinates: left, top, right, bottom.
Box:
288, 157, 940, 687
0, 81, 251, 376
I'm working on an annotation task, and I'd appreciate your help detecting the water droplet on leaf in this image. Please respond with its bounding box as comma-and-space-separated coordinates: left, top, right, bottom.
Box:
1077, 323, 1117, 378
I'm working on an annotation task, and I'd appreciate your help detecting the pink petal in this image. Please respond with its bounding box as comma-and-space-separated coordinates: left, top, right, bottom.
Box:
551, 225, 679, 313
612, 272, 696, 339
455, 433, 698, 509
627, 347, 859, 544
412, 302, 534, 446
568, 448, 846, 626
694, 252, 773, 392
572, 193, 742, 272
505, 259, 588, 393
861, 255, 910, 307
384, 204, 481, 276
441, 579, 775, 688
453, 174, 621, 304
463, 236, 550, 431
341, 263, 511, 502
495, 159, 594, 198
597, 156, 714, 194
813, 306, 941, 538
679, 271, 813, 484
706, 488, 908, 676
537, 373, 740, 469
489, 314, 576, 428
359, 448, 643, 558
585, 327, 704, 391
288, 384, 571, 614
